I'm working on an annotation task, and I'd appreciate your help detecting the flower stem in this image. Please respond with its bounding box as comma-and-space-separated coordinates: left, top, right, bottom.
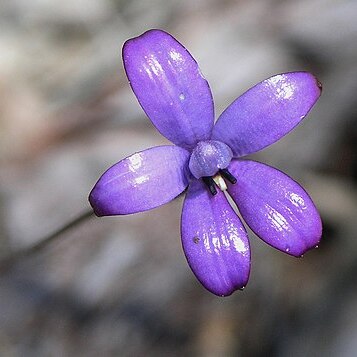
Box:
0, 209, 94, 274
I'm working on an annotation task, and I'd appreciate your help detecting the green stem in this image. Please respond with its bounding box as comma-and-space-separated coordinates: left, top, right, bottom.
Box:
0, 209, 94, 274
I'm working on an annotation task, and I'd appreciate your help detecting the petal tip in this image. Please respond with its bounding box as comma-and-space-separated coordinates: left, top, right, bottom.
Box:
305, 72, 323, 97
307, 72, 322, 94
123, 28, 165, 43
316, 77, 323, 92
199, 263, 251, 297
286, 235, 322, 258
122, 29, 173, 59
206, 281, 248, 297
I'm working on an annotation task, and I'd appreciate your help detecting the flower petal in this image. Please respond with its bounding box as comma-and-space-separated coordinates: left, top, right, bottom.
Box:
181, 180, 250, 296
123, 29, 214, 149
212, 72, 322, 157
227, 160, 322, 257
89, 146, 190, 216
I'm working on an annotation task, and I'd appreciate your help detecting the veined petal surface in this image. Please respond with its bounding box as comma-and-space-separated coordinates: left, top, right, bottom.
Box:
227, 160, 322, 257
212, 72, 322, 157
89, 146, 190, 216
181, 180, 250, 296
123, 29, 214, 149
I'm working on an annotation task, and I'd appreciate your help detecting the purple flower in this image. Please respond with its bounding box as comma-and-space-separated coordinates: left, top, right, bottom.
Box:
89, 29, 322, 296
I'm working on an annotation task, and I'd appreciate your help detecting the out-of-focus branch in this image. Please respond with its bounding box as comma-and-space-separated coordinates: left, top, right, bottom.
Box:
0, 210, 94, 274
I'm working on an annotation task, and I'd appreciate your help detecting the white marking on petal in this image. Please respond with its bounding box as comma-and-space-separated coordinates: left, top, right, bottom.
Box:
134, 175, 149, 185
169, 49, 183, 63
289, 192, 307, 209
266, 204, 289, 232
266, 75, 295, 100
128, 153, 143, 172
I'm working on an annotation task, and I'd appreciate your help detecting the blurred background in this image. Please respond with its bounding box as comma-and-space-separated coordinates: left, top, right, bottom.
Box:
0, 0, 356, 356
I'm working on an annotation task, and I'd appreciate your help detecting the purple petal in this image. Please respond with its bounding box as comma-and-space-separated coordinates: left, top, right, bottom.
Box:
181, 180, 250, 296
89, 146, 190, 216
123, 29, 214, 149
212, 72, 322, 157
227, 160, 322, 257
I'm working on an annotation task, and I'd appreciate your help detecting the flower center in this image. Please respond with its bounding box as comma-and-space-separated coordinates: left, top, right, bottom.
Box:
189, 140, 237, 195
